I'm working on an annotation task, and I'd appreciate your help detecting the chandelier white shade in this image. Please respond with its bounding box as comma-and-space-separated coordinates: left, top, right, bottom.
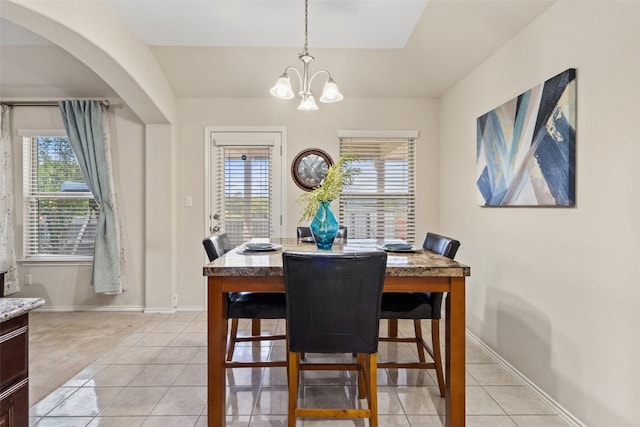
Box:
270, 74, 296, 100
270, 0, 343, 110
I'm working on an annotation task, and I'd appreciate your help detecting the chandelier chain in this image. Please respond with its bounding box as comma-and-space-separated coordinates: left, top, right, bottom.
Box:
303, 0, 309, 55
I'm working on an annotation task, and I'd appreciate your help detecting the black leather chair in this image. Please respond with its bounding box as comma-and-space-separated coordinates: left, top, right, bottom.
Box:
203, 233, 287, 368
295, 225, 350, 359
378, 232, 460, 397
283, 251, 387, 427
296, 226, 347, 239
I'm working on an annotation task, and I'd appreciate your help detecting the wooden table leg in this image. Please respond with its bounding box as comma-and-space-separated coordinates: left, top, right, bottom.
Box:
445, 277, 466, 427
208, 277, 227, 426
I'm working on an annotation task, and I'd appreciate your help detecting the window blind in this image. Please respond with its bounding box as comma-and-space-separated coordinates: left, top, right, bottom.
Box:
216, 146, 272, 246
23, 136, 98, 258
339, 138, 416, 242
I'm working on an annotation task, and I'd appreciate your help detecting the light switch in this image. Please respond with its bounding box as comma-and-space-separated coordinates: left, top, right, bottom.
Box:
185, 196, 193, 207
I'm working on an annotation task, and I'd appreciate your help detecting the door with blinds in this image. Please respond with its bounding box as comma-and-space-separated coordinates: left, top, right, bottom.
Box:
208, 130, 284, 246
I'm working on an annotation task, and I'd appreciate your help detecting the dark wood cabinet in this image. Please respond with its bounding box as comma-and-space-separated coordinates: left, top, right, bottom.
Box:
0, 314, 29, 427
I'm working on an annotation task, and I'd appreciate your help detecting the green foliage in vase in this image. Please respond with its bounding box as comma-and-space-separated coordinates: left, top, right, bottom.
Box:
298, 155, 359, 223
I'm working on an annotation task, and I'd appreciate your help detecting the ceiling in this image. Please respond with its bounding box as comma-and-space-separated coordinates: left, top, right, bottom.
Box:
0, 0, 556, 101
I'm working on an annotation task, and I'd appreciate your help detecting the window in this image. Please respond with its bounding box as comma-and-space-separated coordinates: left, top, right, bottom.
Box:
339, 136, 416, 242
23, 135, 98, 258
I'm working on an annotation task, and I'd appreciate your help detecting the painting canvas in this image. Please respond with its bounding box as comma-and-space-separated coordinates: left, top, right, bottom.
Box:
476, 69, 576, 206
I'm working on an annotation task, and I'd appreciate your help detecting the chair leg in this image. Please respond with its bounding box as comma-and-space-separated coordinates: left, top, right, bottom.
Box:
251, 318, 261, 336
387, 318, 398, 337
431, 319, 446, 397
288, 351, 300, 427
285, 324, 290, 386
368, 353, 378, 427
226, 318, 240, 361
413, 319, 427, 363
357, 353, 366, 399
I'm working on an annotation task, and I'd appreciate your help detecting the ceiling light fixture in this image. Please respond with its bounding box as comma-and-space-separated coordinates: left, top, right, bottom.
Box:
270, 0, 343, 111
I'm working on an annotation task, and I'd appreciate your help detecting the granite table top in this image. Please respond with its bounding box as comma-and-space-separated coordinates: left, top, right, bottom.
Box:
0, 298, 45, 323
203, 238, 470, 278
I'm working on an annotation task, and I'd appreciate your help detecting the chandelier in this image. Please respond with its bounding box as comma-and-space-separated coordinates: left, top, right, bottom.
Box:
270, 0, 343, 110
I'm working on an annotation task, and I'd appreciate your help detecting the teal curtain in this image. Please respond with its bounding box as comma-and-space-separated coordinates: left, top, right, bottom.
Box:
59, 100, 125, 294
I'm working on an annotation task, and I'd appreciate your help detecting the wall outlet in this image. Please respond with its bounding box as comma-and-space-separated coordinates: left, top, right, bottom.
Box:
172, 294, 179, 307
24, 274, 32, 286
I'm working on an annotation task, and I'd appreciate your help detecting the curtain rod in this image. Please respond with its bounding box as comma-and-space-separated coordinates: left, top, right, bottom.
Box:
0, 100, 115, 108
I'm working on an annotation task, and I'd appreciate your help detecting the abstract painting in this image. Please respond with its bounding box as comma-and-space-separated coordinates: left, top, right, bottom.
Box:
476, 69, 576, 206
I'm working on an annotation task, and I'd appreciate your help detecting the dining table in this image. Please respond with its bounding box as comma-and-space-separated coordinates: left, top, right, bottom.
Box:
203, 237, 471, 426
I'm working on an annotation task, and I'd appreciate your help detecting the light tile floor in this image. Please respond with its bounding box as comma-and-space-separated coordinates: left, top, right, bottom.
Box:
30, 312, 570, 426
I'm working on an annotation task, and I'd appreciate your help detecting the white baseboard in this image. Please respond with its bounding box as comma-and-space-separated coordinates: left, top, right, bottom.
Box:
35, 306, 145, 312
31, 305, 204, 313
466, 330, 586, 427
143, 308, 176, 314
175, 306, 206, 312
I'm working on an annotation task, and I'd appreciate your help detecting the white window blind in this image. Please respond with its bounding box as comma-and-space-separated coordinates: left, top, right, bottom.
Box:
339, 137, 416, 242
216, 146, 272, 246
23, 136, 99, 258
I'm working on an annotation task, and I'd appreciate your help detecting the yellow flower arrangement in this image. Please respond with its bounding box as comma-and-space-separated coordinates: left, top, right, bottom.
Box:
297, 155, 358, 223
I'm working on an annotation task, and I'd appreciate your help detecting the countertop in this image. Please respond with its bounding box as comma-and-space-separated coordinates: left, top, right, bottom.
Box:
0, 298, 45, 323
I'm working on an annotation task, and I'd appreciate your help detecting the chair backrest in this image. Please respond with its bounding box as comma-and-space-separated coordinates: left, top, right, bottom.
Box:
422, 232, 460, 318
296, 226, 347, 239
282, 251, 387, 354
337, 227, 347, 239
423, 232, 460, 259
296, 227, 312, 238
203, 237, 219, 262
202, 233, 235, 262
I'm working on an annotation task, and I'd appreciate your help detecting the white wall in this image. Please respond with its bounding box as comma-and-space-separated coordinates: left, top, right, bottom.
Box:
0, 0, 436, 328
439, 2, 640, 426
8, 99, 439, 312
11, 105, 147, 310
174, 97, 439, 309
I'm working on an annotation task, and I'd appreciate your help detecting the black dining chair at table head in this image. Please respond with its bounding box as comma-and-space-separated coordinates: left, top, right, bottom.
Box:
296, 226, 347, 240
282, 250, 387, 427
203, 233, 287, 368
378, 232, 461, 397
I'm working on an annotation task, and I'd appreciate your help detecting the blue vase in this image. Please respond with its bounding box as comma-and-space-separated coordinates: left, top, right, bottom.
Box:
310, 201, 339, 250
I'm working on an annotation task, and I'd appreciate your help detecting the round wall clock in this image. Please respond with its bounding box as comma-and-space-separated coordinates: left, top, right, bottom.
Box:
291, 149, 333, 191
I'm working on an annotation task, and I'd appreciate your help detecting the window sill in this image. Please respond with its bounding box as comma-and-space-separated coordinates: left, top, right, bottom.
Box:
19, 257, 93, 267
